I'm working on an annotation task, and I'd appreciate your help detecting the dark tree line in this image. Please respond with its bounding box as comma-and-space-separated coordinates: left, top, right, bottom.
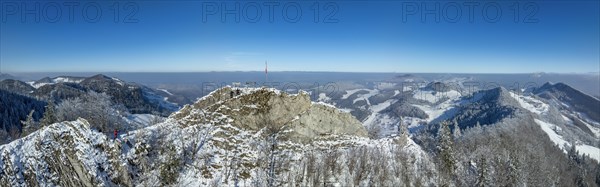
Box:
0, 89, 46, 143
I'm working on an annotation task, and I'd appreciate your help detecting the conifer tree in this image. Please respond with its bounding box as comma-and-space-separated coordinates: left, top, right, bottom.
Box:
438, 122, 456, 181
452, 119, 462, 138
20, 110, 38, 137
40, 101, 57, 127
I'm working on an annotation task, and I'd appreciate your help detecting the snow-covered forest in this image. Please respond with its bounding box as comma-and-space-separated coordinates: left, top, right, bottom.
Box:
0, 74, 599, 186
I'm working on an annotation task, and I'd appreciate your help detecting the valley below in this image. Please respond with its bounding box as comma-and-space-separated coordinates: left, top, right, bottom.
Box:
0, 72, 599, 186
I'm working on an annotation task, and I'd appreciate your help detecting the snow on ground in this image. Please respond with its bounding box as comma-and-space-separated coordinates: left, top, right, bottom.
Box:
587, 125, 600, 138
376, 82, 396, 89
575, 144, 600, 162
27, 77, 85, 88
353, 89, 379, 105
157, 88, 174, 96
365, 113, 399, 137
339, 108, 353, 113
233, 86, 284, 95
413, 104, 456, 123
318, 92, 331, 102
509, 92, 549, 115
142, 88, 180, 111
578, 118, 600, 138
403, 117, 427, 132
412, 91, 461, 123
361, 99, 403, 137
314, 101, 337, 109
112, 77, 125, 86
314, 101, 356, 114
361, 100, 393, 124
123, 114, 163, 130
53, 77, 83, 84
562, 115, 572, 122
0, 119, 112, 185
576, 112, 600, 127
341, 89, 365, 99
28, 82, 50, 88
413, 90, 461, 104
535, 119, 570, 150
534, 119, 600, 161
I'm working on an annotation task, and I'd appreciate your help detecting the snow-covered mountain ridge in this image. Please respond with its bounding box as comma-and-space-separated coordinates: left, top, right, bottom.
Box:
0, 86, 435, 186
326, 82, 600, 162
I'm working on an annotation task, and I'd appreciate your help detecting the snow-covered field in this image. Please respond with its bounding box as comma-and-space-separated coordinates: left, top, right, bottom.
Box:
375, 82, 396, 90
317, 92, 331, 102
27, 77, 85, 88
352, 89, 379, 105
412, 90, 461, 123
341, 89, 365, 100
509, 92, 549, 115
413, 90, 461, 104
585, 122, 600, 138
575, 144, 600, 162
362, 99, 396, 133
534, 119, 600, 161
534, 119, 570, 150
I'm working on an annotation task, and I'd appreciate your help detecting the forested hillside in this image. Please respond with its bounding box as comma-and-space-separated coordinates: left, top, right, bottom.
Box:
0, 89, 46, 143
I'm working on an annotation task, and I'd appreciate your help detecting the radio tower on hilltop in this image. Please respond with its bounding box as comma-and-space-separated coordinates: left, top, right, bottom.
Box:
265, 60, 268, 83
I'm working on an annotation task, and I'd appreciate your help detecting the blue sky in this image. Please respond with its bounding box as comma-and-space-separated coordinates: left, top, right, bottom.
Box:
0, 0, 598, 73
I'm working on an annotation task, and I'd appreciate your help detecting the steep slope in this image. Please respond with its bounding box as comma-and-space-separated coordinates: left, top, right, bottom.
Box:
0, 79, 35, 95
1, 75, 179, 116
446, 87, 520, 129
32, 82, 87, 101
534, 82, 600, 123
80, 74, 178, 115
0, 90, 46, 143
175, 87, 368, 142
0, 87, 436, 186
507, 82, 600, 161
0, 119, 118, 186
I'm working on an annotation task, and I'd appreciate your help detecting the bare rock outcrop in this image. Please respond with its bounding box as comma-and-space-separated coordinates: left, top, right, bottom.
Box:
174, 87, 368, 143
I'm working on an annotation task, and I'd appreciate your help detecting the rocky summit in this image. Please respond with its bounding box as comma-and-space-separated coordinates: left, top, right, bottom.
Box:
1, 87, 417, 186
175, 86, 368, 143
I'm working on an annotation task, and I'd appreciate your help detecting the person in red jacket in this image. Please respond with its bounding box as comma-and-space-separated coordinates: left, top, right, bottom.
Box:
114, 129, 118, 140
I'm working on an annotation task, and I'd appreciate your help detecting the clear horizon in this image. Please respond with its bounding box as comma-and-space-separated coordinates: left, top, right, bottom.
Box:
3, 71, 600, 75
1, 1, 599, 73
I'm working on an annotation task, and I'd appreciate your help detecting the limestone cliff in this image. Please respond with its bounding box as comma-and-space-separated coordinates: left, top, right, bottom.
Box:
173, 87, 368, 143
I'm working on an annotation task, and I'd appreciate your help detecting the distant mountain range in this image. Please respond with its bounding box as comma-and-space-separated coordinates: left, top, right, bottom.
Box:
0, 74, 180, 143
534, 82, 600, 123
0, 73, 598, 186
320, 79, 599, 160
1, 81, 598, 186
1, 74, 178, 115
0, 73, 16, 80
